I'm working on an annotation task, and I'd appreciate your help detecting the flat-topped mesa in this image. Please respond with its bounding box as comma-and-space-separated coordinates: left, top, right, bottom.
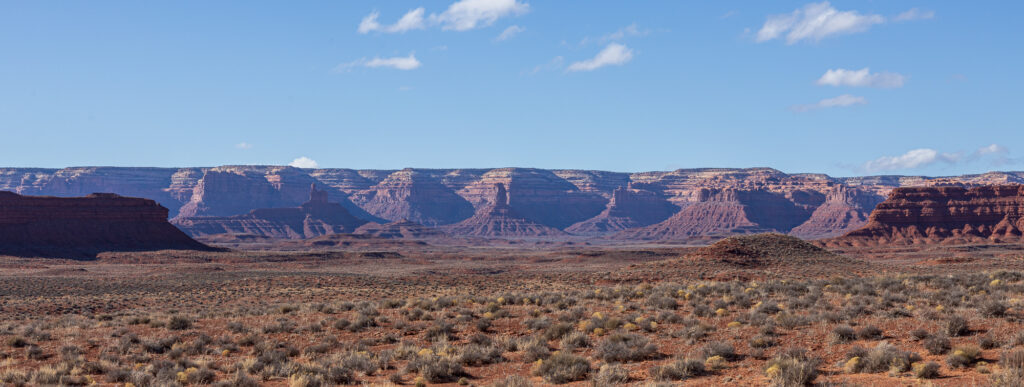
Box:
444, 183, 567, 237
0, 191, 211, 258
172, 184, 369, 239
826, 185, 1024, 246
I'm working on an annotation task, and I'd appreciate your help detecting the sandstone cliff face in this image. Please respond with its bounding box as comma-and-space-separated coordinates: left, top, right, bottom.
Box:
613, 188, 817, 240
789, 186, 882, 239
9, 165, 1022, 241
173, 185, 368, 239
456, 168, 608, 229
827, 185, 1024, 246
565, 186, 678, 235
444, 183, 567, 237
349, 169, 475, 226
0, 191, 210, 258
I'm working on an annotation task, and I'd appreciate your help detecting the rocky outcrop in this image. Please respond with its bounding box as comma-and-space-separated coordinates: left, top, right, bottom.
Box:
827, 185, 1024, 246
7, 166, 1024, 241
173, 167, 378, 222
789, 186, 883, 239
565, 185, 678, 235
455, 168, 608, 229
0, 191, 210, 258
444, 183, 567, 237
173, 185, 368, 239
613, 188, 816, 240
349, 169, 475, 226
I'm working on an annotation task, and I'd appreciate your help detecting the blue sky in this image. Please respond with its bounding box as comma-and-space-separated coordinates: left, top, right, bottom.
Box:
1, 1, 1021, 176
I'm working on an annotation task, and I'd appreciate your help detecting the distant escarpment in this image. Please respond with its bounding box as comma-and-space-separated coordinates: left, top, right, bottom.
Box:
6, 166, 1023, 242
827, 185, 1024, 246
173, 185, 368, 239
0, 191, 211, 258
566, 185, 678, 235
789, 186, 883, 239
613, 188, 820, 240
444, 183, 567, 237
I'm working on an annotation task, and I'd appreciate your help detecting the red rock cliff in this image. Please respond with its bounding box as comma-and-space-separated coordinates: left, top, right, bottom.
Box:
0, 191, 211, 258
828, 185, 1024, 246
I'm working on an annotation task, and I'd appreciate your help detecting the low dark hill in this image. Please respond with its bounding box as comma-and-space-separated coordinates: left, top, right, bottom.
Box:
0, 191, 213, 259
690, 233, 843, 266
615, 233, 869, 281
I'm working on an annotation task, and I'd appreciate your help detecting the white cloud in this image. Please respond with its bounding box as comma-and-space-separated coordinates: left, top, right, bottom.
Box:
863, 148, 958, 172
336, 53, 421, 72
791, 94, 866, 112
817, 68, 906, 88
366, 53, 422, 70
861, 144, 1017, 172
976, 144, 1008, 156
757, 2, 885, 44
567, 43, 633, 72
432, 0, 529, 31
289, 157, 319, 169
358, 8, 426, 34
895, 8, 935, 22
527, 56, 563, 75
235, 142, 253, 150
495, 25, 525, 41
580, 23, 650, 45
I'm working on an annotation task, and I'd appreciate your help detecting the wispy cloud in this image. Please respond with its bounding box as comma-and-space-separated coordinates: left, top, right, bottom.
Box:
817, 68, 906, 88
567, 43, 633, 72
580, 23, 650, 45
335, 53, 422, 72
358, 8, 426, 34
791, 94, 866, 112
431, 0, 529, 31
288, 157, 319, 169
863, 149, 958, 172
756, 2, 884, 44
358, 0, 528, 34
235, 142, 253, 150
495, 25, 525, 41
526, 56, 564, 75
862, 144, 1017, 172
894, 8, 935, 22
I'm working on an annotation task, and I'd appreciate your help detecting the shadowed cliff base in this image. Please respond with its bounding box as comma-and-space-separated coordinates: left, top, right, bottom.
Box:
0, 191, 216, 259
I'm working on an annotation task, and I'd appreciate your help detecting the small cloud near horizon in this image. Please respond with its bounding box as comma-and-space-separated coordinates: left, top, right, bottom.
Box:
289, 157, 319, 169
860, 144, 1017, 173
235, 142, 253, 150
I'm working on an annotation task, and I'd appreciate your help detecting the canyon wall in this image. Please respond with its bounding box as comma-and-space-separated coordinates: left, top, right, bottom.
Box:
827, 185, 1024, 246
3, 166, 1022, 240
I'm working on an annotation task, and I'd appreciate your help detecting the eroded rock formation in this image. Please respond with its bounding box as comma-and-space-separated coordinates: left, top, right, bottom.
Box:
613, 188, 815, 240
827, 185, 1024, 246
444, 183, 567, 237
565, 185, 678, 235
5, 166, 1023, 241
172, 185, 368, 239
